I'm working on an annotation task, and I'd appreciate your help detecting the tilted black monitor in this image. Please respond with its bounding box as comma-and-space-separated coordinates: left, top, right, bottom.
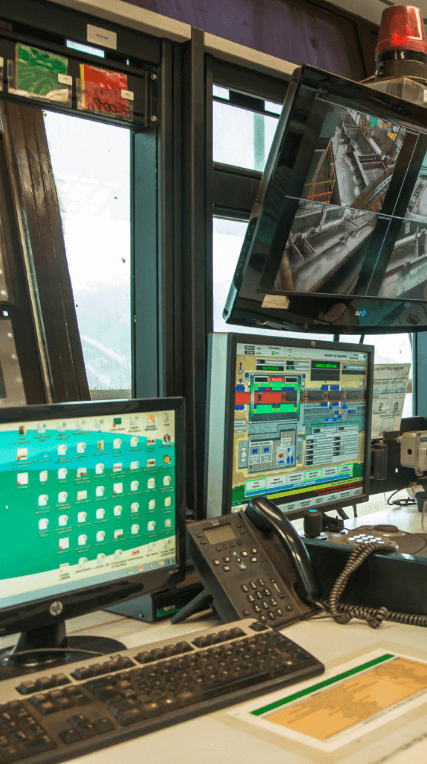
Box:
0, 398, 185, 679
205, 333, 374, 519
223, 64, 427, 334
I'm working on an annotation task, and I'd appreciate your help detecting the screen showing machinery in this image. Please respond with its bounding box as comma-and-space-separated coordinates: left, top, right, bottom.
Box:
0, 398, 185, 672
223, 64, 427, 334
205, 334, 374, 518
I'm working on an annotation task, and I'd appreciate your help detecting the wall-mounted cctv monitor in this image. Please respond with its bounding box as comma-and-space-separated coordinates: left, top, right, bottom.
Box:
223, 64, 427, 334
205, 333, 374, 519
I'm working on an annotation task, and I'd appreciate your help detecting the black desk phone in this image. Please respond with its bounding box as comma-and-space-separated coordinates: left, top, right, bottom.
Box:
176, 497, 319, 629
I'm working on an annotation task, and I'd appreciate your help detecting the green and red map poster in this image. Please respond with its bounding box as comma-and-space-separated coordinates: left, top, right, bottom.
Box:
15, 44, 69, 101
79, 65, 131, 119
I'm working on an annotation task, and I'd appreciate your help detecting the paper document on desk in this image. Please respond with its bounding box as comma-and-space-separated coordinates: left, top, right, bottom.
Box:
228, 649, 427, 753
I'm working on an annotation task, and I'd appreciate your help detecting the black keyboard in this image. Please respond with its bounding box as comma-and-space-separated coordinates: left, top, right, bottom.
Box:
0, 619, 324, 763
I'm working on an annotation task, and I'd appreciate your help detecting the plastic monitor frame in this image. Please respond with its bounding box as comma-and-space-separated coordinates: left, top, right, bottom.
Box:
223, 64, 427, 335
0, 397, 186, 677
205, 333, 374, 520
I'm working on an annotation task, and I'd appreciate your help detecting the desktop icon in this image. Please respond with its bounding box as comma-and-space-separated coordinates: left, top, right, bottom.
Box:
38, 518, 49, 531
96, 530, 106, 542
38, 494, 48, 507
130, 480, 139, 492
76, 467, 87, 478
95, 486, 105, 497
77, 490, 87, 501
147, 478, 155, 489
130, 436, 139, 448
17, 472, 28, 486
148, 499, 155, 510
131, 524, 140, 535
39, 470, 48, 483
163, 475, 171, 486
113, 505, 122, 517
78, 534, 88, 546
58, 491, 68, 503
58, 515, 68, 527
130, 461, 139, 470
58, 468, 67, 480
95, 463, 104, 474
113, 483, 123, 495
96, 508, 105, 520
58, 537, 69, 550
114, 529, 123, 540
131, 502, 139, 513
77, 511, 87, 523
17, 448, 28, 461
113, 438, 122, 450
113, 462, 122, 473
57, 444, 67, 456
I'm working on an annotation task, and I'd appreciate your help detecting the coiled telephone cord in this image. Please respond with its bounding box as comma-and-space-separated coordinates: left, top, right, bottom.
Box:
317, 541, 427, 629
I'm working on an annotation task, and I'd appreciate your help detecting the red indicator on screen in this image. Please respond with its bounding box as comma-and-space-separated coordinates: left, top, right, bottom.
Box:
235, 392, 251, 406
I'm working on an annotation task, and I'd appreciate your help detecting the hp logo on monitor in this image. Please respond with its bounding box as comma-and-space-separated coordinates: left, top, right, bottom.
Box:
49, 601, 64, 617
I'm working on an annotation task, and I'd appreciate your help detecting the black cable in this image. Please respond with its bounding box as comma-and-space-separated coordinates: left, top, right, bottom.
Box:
386, 488, 416, 507
317, 541, 427, 628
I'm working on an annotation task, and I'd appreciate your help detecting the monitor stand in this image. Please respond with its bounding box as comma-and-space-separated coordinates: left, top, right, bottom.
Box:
0, 620, 126, 680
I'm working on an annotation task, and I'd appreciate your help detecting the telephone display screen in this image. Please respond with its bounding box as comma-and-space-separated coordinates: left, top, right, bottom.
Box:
204, 524, 238, 544
231, 342, 370, 514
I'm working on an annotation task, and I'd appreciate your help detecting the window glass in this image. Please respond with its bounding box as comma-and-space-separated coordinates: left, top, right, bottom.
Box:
213, 102, 279, 171
44, 112, 131, 399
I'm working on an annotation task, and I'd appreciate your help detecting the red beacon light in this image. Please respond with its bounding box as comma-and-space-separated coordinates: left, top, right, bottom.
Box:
376, 4, 427, 57
373, 5, 427, 86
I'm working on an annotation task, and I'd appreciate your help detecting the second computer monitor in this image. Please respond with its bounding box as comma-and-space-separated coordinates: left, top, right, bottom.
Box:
206, 333, 374, 518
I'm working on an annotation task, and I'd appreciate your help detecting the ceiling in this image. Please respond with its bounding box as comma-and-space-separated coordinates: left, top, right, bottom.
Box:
325, 0, 427, 27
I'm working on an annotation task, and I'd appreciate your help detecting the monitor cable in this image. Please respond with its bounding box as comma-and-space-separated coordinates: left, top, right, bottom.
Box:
386, 488, 416, 507
315, 541, 427, 628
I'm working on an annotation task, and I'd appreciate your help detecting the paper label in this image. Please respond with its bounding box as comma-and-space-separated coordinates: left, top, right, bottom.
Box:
121, 89, 134, 101
261, 294, 290, 309
57, 73, 72, 86
87, 24, 117, 50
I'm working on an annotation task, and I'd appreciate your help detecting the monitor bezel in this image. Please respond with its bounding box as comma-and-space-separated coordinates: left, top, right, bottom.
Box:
222, 333, 374, 519
0, 397, 186, 639
223, 64, 427, 335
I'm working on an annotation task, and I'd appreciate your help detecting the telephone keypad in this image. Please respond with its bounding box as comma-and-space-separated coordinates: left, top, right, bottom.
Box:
194, 527, 299, 627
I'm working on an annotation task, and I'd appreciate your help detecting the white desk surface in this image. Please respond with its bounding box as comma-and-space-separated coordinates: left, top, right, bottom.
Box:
4, 506, 427, 764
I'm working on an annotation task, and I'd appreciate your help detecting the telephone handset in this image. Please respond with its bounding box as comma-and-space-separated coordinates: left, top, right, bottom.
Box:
179, 497, 320, 629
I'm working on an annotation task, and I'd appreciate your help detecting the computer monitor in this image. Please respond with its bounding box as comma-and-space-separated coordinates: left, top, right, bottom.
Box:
205, 333, 374, 519
0, 398, 185, 679
223, 64, 427, 334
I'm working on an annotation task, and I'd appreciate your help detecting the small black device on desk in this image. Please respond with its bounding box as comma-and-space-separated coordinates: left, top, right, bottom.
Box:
174, 496, 319, 628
